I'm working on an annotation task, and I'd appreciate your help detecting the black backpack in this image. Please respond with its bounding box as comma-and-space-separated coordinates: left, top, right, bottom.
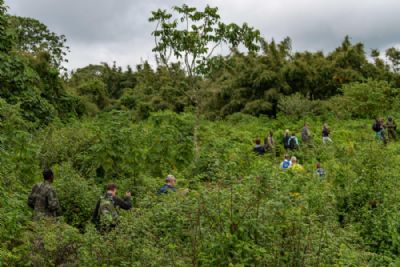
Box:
289, 137, 297, 149
372, 123, 380, 132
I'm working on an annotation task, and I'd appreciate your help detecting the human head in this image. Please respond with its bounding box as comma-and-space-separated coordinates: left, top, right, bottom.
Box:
255, 138, 261, 145
291, 156, 297, 163
269, 131, 273, 136
316, 162, 321, 169
284, 154, 290, 160
43, 168, 54, 183
291, 132, 296, 137
388, 116, 393, 122
106, 183, 117, 196
166, 175, 176, 186
285, 129, 289, 135
304, 123, 308, 127
323, 123, 328, 127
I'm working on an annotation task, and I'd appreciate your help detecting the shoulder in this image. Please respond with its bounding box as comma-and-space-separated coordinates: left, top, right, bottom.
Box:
31, 183, 40, 190
44, 183, 56, 192
159, 184, 169, 193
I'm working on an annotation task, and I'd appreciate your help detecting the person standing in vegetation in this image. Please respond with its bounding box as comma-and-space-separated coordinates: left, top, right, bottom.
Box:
288, 133, 299, 150
280, 154, 292, 170
92, 183, 132, 231
386, 116, 397, 141
301, 123, 311, 143
322, 123, 333, 144
158, 175, 178, 194
264, 131, 275, 153
372, 118, 386, 143
28, 169, 60, 220
315, 162, 325, 177
283, 129, 290, 150
290, 156, 305, 172
253, 138, 265, 156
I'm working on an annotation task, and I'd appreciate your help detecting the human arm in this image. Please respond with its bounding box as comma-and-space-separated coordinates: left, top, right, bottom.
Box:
268, 137, 274, 147
92, 199, 100, 223
113, 195, 132, 210
28, 184, 38, 209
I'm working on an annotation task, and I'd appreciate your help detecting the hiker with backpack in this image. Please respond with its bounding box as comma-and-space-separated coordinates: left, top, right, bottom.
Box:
253, 138, 266, 156
372, 118, 386, 143
264, 131, 275, 153
386, 116, 397, 141
322, 123, 333, 144
283, 129, 290, 150
280, 154, 292, 170
92, 183, 132, 232
288, 133, 299, 150
28, 168, 60, 221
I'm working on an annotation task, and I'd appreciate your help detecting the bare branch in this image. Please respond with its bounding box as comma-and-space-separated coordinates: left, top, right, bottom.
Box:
206, 41, 222, 60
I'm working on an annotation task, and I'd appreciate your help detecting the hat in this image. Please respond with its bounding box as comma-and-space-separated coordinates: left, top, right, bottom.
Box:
166, 174, 176, 182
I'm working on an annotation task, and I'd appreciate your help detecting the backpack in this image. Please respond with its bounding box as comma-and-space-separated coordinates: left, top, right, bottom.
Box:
289, 137, 297, 149
98, 196, 119, 228
282, 160, 291, 169
372, 123, 380, 132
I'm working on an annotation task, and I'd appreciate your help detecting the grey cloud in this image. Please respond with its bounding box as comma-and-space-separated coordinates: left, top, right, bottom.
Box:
7, 0, 400, 70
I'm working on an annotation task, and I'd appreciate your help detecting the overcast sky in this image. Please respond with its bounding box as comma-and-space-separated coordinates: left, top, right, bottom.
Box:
7, 0, 400, 71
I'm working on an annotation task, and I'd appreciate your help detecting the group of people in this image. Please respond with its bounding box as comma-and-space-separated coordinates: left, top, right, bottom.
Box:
254, 117, 398, 177
372, 116, 397, 143
279, 153, 325, 177
253, 123, 333, 156
28, 169, 178, 231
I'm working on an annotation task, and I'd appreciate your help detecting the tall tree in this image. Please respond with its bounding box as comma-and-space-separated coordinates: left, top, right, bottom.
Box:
9, 16, 69, 70
149, 4, 261, 159
386, 47, 400, 73
0, 0, 12, 52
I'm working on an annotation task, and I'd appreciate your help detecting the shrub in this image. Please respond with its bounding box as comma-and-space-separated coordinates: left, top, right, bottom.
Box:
278, 93, 324, 119
331, 79, 398, 118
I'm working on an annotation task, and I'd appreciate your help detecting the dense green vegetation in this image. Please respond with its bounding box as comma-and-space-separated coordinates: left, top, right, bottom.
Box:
2, 1, 400, 265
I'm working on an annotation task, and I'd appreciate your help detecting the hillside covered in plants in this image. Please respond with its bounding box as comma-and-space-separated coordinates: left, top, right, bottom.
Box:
2, 1, 400, 266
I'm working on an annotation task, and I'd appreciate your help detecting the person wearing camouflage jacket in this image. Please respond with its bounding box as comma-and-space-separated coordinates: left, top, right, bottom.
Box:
28, 169, 60, 220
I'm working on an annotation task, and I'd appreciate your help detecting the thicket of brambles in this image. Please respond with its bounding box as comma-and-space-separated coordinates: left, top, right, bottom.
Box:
2, 0, 400, 265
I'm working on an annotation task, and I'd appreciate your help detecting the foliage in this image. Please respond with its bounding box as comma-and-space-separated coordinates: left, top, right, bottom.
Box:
53, 163, 101, 229
278, 93, 323, 119
149, 4, 261, 77
334, 79, 399, 118
9, 16, 69, 69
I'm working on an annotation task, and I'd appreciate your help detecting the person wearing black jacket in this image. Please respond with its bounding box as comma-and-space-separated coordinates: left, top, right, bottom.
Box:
283, 129, 290, 150
253, 138, 265, 156
322, 123, 333, 144
92, 183, 132, 228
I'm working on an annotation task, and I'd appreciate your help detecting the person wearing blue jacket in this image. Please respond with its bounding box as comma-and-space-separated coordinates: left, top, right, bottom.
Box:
158, 175, 177, 194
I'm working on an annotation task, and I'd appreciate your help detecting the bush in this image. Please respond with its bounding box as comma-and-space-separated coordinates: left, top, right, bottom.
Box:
329, 79, 399, 118
278, 93, 324, 119
54, 163, 101, 229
